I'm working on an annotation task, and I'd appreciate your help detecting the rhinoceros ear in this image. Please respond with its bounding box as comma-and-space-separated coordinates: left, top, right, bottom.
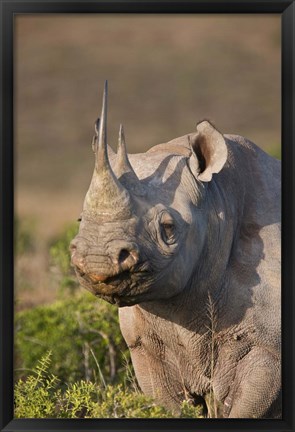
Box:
188, 120, 228, 182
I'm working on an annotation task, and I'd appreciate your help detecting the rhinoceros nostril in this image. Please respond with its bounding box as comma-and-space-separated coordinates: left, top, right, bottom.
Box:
116, 246, 139, 272
118, 249, 130, 264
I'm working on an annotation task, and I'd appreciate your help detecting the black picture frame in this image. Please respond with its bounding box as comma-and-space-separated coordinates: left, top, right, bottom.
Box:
0, 1, 294, 431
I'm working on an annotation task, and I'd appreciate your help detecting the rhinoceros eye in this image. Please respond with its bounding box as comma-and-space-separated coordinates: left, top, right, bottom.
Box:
162, 222, 175, 239
160, 213, 176, 244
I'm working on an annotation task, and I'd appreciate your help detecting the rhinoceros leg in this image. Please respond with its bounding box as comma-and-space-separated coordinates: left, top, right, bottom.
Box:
223, 347, 281, 418
119, 307, 191, 412
128, 340, 187, 412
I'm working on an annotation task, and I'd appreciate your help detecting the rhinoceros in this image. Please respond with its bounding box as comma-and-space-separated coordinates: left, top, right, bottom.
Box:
70, 81, 281, 418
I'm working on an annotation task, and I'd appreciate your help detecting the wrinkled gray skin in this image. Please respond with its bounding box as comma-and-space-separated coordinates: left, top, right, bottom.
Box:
70, 82, 281, 418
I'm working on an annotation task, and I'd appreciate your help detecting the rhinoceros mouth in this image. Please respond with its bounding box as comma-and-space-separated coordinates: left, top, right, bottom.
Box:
75, 264, 151, 306
76, 267, 129, 290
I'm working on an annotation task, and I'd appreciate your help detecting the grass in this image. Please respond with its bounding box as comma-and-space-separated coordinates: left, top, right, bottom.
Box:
14, 351, 204, 419
15, 292, 130, 386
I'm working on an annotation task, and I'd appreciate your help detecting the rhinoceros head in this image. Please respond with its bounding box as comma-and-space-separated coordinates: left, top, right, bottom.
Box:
70, 82, 228, 306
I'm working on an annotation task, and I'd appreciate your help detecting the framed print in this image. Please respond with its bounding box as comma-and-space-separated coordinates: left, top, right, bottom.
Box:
0, 1, 294, 432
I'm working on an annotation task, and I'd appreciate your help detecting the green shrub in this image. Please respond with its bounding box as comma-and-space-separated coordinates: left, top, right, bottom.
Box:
14, 217, 38, 295
49, 222, 79, 294
14, 352, 61, 418
14, 353, 204, 419
15, 292, 130, 385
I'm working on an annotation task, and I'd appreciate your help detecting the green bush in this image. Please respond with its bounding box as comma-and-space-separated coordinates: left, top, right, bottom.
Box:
49, 222, 79, 294
14, 352, 61, 418
15, 292, 130, 385
14, 217, 38, 295
14, 352, 204, 419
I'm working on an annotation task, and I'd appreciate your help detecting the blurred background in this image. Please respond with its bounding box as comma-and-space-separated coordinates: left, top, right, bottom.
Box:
13, 14, 281, 417
15, 14, 281, 307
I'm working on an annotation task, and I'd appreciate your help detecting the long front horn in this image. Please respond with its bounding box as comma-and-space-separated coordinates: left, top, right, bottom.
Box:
95, 81, 110, 171
92, 118, 115, 158
84, 81, 132, 219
